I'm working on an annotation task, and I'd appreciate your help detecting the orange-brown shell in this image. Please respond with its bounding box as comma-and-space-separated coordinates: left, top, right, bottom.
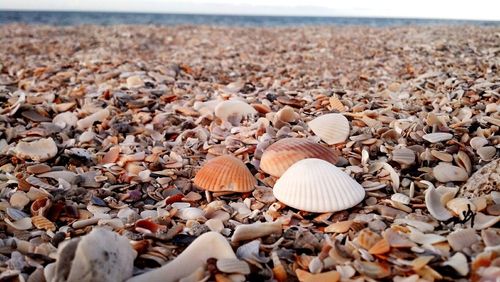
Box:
260, 138, 339, 177
194, 155, 256, 192
31, 215, 56, 231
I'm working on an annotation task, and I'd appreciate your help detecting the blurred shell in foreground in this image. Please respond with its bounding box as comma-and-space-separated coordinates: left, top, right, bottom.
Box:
273, 158, 365, 212
260, 138, 339, 177
194, 155, 256, 192
308, 113, 350, 145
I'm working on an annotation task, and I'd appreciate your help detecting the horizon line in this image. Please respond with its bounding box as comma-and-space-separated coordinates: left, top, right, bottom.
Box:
1, 9, 500, 23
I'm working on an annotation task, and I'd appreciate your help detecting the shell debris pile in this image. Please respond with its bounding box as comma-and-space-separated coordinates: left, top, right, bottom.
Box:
0, 24, 499, 282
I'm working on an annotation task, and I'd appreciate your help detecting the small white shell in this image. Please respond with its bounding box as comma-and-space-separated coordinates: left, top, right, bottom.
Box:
14, 138, 58, 162
391, 193, 410, 205
5, 217, 33, 230
470, 212, 500, 230
433, 163, 468, 182
273, 158, 365, 213
391, 148, 415, 165
477, 146, 496, 161
231, 221, 282, 243
176, 207, 205, 221
308, 113, 350, 145
469, 136, 488, 150
424, 183, 453, 221
422, 132, 453, 143
443, 252, 468, 276
216, 259, 251, 274
214, 100, 257, 122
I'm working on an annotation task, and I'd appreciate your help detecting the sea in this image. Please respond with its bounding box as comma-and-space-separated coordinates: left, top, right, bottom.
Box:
0, 11, 499, 27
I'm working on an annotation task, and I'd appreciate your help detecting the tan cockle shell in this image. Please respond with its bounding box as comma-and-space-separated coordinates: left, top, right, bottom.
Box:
260, 138, 339, 177
194, 155, 256, 193
273, 158, 365, 213
308, 113, 350, 145
391, 147, 415, 165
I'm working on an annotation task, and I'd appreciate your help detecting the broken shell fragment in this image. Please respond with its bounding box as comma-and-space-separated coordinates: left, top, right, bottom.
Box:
443, 252, 469, 276
128, 232, 236, 282
76, 108, 110, 131
216, 259, 251, 274
391, 148, 415, 165
446, 198, 476, 220
295, 269, 340, 282
273, 158, 365, 213
422, 132, 453, 143
194, 155, 256, 193
14, 137, 58, 161
424, 183, 453, 221
433, 163, 468, 182
477, 146, 496, 161
9, 191, 30, 209
391, 193, 410, 205
46, 228, 136, 282
470, 136, 488, 150
231, 221, 282, 243
260, 138, 339, 177
214, 100, 257, 122
308, 113, 350, 145
447, 229, 480, 251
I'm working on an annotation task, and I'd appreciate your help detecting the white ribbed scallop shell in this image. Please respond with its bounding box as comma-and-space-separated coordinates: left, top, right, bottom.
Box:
214, 100, 257, 121
308, 113, 350, 145
273, 158, 365, 212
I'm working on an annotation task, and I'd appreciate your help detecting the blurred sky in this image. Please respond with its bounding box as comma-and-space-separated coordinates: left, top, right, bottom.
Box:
1, 0, 499, 21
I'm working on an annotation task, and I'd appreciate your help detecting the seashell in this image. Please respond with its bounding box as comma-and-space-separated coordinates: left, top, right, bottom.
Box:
26, 163, 51, 174
447, 229, 480, 251
411, 256, 434, 271
446, 198, 476, 220
214, 100, 257, 123
381, 162, 400, 192
391, 193, 410, 205
273, 158, 365, 213
308, 257, 323, 274
31, 197, 52, 216
391, 148, 415, 165
128, 232, 236, 282
14, 137, 58, 161
216, 258, 251, 274
31, 215, 56, 231
205, 218, 224, 233
394, 218, 434, 233
308, 113, 350, 145
7, 207, 30, 221
9, 191, 30, 209
424, 183, 453, 221
422, 132, 453, 143
101, 146, 121, 164
383, 228, 416, 248
53, 111, 78, 128
443, 252, 468, 276
46, 228, 136, 282
231, 221, 282, 243
5, 217, 33, 230
135, 218, 167, 234
486, 203, 500, 216
38, 170, 79, 184
260, 138, 339, 177
356, 229, 382, 250
483, 116, 500, 127
477, 146, 496, 161
252, 186, 276, 204
430, 150, 453, 162
76, 108, 110, 131
273, 106, 299, 128
433, 163, 468, 182
455, 151, 472, 174
470, 212, 500, 230
126, 75, 144, 88
469, 136, 488, 150
194, 155, 256, 193
353, 261, 391, 279
295, 269, 340, 282
329, 96, 345, 112
325, 220, 353, 233
335, 265, 355, 279
481, 229, 500, 247
176, 207, 205, 221
368, 238, 390, 255
408, 227, 446, 245
237, 240, 269, 263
